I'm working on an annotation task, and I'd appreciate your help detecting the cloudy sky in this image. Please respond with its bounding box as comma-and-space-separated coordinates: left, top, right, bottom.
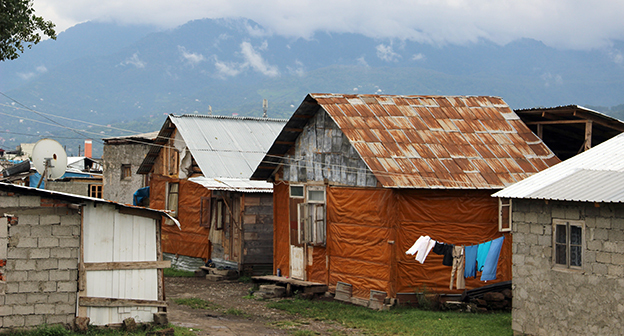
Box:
34, 0, 624, 50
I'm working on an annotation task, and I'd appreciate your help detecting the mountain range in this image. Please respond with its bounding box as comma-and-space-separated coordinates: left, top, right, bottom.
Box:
1, 18, 624, 156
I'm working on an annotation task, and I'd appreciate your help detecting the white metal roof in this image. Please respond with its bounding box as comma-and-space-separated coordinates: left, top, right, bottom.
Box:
170, 115, 286, 179
189, 176, 273, 193
493, 132, 624, 202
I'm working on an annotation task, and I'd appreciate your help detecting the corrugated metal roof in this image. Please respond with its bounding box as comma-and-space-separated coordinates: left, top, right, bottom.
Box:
252, 93, 559, 189
170, 115, 287, 179
493, 132, 624, 202
188, 176, 273, 193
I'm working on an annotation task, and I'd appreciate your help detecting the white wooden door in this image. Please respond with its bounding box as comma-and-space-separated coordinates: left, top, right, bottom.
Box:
290, 245, 305, 280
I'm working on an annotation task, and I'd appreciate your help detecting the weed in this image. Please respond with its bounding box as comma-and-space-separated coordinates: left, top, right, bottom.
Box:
293, 331, 319, 336
163, 268, 195, 277
174, 297, 221, 310
224, 308, 246, 316
238, 275, 252, 283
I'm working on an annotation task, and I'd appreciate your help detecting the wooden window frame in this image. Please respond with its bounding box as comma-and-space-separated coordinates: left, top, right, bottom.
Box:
166, 182, 179, 218
121, 164, 132, 180
200, 197, 211, 228
296, 185, 326, 246
89, 184, 103, 199
290, 185, 304, 198
498, 198, 512, 232
552, 219, 584, 270
211, 197, 225, 230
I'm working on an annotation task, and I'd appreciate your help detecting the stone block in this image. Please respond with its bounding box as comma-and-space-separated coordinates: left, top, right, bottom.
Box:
8, 247, 28, 259
512, 212, 525, 222
585, 217, 596, 228
37, 258, 58, 270
15, 260, 37, 271
530, 224, 544, 235
552, 207, 566, 219
59, 237, 80, 248
39, 281, 57, 292
26, 293, 48, 303
58, 258, 78, 270
596, 252, 611, 263
585, 251, 597, 264
24, 314, 45, 327
587, 240, 602, 251
525, 212, 538, 224
48, 292, 69, 303
608, 229, 624, 242
594, 228, 609, 241
18, 281, 40, 293
592, 263, 608, 275
0, 221, 7, 239
34, 303, 55, 315
27, 271, 50, 281
525, 234, 538, 245
537, 213, 552, 225
60, 214, 81, 225
608, 265, 624, 277
6, 282, 18, 293
46, 314, 72, 325
5, 294, 26, 305
7, 271, 27, 282
50, 247, 72, 259
516, 223, 530, 234
596, 217, 612, 229
537, 234, 551, 246
0, 196, 19, 207
12, 304, 35, 315
55, 303, 75, 314
18, 196, 40, 207
40, 215, 61, 225
57, 281, 77, 292
38, 237, 59, 247
604, 241, 618, 253
565, 207, 580, 220
3, 314, 24, 327
52, 226, 73, 237
50, 270, 71, 281
9, 225, 30, 237
612, 217, 624, 230
74, 317, 90, 332
29, 248, 51, 259
30, 226, 52, 237
153, 312, 168, 326
17, 237, 38, 248
0, 305, 11, 316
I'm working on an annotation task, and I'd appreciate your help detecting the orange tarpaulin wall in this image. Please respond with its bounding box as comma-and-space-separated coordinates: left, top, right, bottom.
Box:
150, 175, 211, 260
273, 184, 511, 299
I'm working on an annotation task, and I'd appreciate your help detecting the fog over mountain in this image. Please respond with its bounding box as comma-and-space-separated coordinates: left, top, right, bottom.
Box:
1, 18, 624, 155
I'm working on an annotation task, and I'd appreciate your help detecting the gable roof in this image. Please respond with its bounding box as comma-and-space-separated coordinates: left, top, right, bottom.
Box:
493, 132, 624, 203
138, 114, 287, 179
252, 93, 559, 189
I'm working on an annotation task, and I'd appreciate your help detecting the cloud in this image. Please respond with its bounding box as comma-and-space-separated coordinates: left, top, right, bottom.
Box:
376, 44, 401, 62
34, 0, 624, 50
213, 41, 279, 77
412, 53, 426, 61
120, 53, 146, 68
541, 72, 563, 87
356, 56, 369, 67
17, 65, 48, 80
178, 46, 205, 66
287, 60, 306, 76
609, 49, 624, 66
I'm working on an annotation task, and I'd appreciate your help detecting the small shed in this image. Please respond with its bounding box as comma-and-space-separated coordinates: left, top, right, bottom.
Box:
137, 115, 286, 274
0, 182, 174, 329
252, 93, 559, 300
494, 132, 624, 335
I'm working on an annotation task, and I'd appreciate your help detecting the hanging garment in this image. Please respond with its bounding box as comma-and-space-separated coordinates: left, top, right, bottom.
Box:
449, 245, 465, 290
464, 244, 478, 278
432, 242, 455, 266
406, 236, 437, 264
476, 240, 492, 271
480, 236, 505, 281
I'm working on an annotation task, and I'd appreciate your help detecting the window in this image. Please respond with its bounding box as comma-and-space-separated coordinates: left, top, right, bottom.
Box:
498, 198, 512, 232
89, 184, 103, 198
297, 186, 326, 245
200, 197, 211, 228
166, 182, 179, 217
121, 164, 132, 180
290, 185, 304, 198
553, 219, 584, 269
211, 197, 225, 230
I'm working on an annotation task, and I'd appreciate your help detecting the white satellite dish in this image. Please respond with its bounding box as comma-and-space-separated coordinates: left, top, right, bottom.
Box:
32, 139, 68, 188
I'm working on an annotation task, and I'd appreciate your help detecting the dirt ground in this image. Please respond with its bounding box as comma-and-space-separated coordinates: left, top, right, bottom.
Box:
165, 277, 360, 336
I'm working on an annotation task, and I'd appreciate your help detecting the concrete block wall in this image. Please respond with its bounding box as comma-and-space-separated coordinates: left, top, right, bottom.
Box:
0, 192, 80, 329
103, 142, 152, 204
511, 199, 624, 336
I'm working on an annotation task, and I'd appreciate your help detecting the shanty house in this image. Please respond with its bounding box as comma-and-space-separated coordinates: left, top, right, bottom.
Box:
494, 132, 624, 335
0, 182, 173, 329
137, 115, 286, 274
252, 93, 559, 300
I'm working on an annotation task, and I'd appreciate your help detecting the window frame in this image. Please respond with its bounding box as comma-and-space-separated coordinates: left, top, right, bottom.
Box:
498, 198, 512, 232
211, 197, 225, 231
296, 185, 326, 246
200, 197, 211, 228
89, 184, 103, 199
290, 185, 304, 199
552, 219, 584, 270
165, 182, 179, 218
121, 164, 132, 180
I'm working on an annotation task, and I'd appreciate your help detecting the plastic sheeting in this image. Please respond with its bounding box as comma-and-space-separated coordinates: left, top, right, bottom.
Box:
273, 185, 511, 299
150, 175, 211, 260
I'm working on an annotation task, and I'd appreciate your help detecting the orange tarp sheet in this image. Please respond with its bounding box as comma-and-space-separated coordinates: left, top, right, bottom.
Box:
151, 175, 211, 260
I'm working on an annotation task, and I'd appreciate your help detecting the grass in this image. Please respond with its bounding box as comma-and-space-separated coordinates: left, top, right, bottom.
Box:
163, 267, 195, 277
173, 297, 221, 310
1, 324, 195, 336
224, 308, 247, 317
267, 298, 512, 336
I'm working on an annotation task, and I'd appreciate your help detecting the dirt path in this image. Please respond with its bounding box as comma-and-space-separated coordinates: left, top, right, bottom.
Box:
165, 277, 359, 336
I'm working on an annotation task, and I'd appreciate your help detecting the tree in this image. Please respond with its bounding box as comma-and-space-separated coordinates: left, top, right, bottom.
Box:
0, 0, 56, 61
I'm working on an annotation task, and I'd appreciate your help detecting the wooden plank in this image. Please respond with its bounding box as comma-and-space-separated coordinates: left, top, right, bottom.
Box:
118, 206, 162, 220
79, 296, 168, 308
584, 120, 592, 151
84, 260, 171, 271
525, 120, 587, 125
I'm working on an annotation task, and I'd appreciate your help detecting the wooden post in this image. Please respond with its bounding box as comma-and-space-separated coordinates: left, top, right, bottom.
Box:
584, 120, 593, 151
536, 124, 543, 139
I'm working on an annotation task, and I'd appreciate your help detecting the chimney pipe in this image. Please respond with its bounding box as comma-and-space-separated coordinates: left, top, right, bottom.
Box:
85, 139, 92, 158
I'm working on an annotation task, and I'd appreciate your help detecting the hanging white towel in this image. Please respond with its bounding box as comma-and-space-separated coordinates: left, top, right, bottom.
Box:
406, 236, 437, 264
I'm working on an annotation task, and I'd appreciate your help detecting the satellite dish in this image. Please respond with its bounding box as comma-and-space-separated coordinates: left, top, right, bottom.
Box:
32, 139, 68, 186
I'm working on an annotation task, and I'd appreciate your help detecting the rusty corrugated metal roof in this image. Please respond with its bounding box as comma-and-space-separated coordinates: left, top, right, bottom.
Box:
252, 93, 560, 189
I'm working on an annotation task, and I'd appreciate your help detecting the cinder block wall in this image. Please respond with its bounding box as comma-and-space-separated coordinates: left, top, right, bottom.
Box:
0, 192, 80, 329
511, 199, 624, 336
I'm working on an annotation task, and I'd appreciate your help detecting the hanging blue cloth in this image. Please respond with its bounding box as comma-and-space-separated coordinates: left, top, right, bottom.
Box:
133, 186, 150, 206
480, 236, 505, 281
464, 245, 478, 278
476, 240, 491, 271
